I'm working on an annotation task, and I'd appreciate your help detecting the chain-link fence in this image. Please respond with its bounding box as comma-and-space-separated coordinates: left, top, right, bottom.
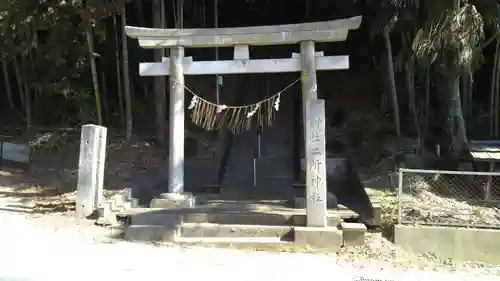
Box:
397, 168, 500, 228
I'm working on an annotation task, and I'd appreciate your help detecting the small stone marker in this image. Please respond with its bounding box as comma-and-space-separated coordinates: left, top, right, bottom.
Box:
305, 99, 327, 227
0, 141, 31, 170
76, 124, 107, 217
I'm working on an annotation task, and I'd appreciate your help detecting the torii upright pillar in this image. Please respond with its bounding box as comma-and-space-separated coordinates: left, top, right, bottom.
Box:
168, 46, 185, 194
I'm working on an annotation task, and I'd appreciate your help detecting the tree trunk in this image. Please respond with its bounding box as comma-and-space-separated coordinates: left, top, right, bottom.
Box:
1, 56, 15, 109
424, 65, 430, 138
383, 28, 401, 136
20, 54, 32, 135
85, 26, 103, 125
135, 0, 149, 101
490, 39, 499, 137
100, 67, 109, 121
113, 15, 125, 124
153, 0, 167, 143
13, 57, 24, 107
451, 76, 468, 155
405, 59, 420, 140
460, 74, 471, 127
27, 50, 36, 134
23, 81, 32, 134
441, 73, 468, 168
495, 42, 500, 138
136, 0, 146, 27
122, 7, 133, 140
467, 77, 473, 126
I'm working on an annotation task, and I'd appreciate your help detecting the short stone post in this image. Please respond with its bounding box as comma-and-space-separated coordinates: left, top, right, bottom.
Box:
76, 124, 107, 217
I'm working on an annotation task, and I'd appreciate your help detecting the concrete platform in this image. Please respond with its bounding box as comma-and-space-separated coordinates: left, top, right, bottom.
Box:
294, 227, 343, 250
340, 222, 367, 246
120, 201, 359, 226
124, 225, 180, 242
121, 198, 369, 249
293, 196, 381, 227
174, 236, 293, 248
150, 192, 195, 208
395, 224, 500, 264
180, 223, 293, 238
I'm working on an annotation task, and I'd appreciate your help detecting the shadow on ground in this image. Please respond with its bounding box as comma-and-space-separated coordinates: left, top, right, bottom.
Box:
0, 134, 169, 216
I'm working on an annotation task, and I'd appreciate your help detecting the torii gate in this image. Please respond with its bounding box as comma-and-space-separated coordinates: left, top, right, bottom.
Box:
125, 16, 362, 227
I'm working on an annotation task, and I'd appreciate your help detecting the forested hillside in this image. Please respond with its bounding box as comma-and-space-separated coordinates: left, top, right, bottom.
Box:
0, 0, 499, 171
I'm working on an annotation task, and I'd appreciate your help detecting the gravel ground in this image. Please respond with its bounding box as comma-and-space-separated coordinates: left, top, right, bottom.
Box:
2, 171, 500, 281
0, 205, 500, 281
0, 211, 499, 281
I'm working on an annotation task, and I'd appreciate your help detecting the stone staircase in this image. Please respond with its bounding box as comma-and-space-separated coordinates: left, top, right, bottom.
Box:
95, 158, 219, 226
119, 195, 371, 250
221, 157, 294, 200
96, 188, 139, 226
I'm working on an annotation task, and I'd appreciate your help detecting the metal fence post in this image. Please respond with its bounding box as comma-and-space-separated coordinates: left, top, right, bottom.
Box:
397, 168, 403, 224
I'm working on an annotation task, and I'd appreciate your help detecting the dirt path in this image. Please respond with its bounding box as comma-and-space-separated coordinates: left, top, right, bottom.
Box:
1, 170, 500, 280
0, 209, 497, 281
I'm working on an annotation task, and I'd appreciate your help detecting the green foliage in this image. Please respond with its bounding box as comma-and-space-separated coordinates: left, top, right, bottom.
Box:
0, 0, 125, 124
366, 0, 497, 75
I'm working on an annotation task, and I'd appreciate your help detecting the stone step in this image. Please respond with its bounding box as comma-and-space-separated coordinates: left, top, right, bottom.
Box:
194, 195, 291, 205
220, 188, 294, 201
96, 189, 139, 226
222, 159, 254, 181
292, 213, 343, 227
185, 211, 347, 227
180, 223, 293, 238
121, 207, 348, 227
124, 224, 180, 242
174, 236, 292, 247
150, 193, 195, 209
339, 222, 367, 246
254, 158, 294, 179
125, 224, 365, 249
292, 192, 382, 227
183, 212, 292, 225
294, 226, 343, 251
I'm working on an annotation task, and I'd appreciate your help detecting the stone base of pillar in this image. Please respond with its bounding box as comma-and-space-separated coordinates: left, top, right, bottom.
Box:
150, 192, 195, 209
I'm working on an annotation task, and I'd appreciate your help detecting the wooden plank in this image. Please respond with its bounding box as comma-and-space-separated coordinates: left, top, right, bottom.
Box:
76, 124, 107, 217
168, 46, 185, 194
140, 56, 349, 76
125, 16, 362, 39
136, 29, 349, 48
1, 142, 30, 164
304, 99, 328, 227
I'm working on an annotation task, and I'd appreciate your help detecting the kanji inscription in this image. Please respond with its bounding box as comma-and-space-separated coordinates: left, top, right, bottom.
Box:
305, 99, 327, 227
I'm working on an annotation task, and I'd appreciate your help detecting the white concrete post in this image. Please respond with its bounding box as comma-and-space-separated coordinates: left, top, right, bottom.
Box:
168, 46, 185, 193
76, 124, 107, 217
